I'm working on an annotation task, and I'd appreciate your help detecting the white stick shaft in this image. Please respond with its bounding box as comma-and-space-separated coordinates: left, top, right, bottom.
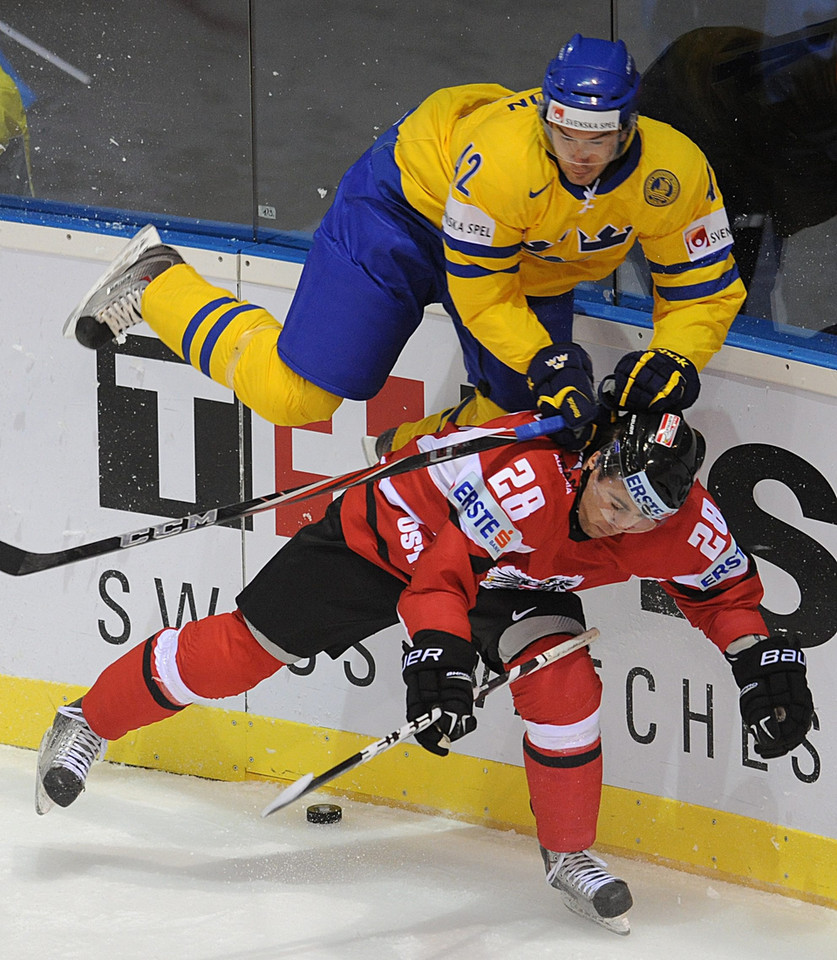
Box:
0, 21, 91, 85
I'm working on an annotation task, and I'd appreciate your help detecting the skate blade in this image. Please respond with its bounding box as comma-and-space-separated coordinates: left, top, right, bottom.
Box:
34, 726, 55, 816
62, 224, 162, 339
560, 896, 631, 936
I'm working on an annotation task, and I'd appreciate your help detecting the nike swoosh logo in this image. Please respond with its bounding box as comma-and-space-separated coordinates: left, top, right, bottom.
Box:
529, 184, 550, 198
511, 607, 537, 622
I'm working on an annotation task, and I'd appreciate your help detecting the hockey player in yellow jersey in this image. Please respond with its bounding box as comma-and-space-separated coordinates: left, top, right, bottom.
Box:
65, 35, 745, 453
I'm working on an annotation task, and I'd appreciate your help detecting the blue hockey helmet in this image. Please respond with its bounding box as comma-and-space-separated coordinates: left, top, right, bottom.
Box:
542, 34, 640, 134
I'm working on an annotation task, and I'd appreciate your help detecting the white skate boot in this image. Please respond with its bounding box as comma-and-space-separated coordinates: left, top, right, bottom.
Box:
63, 224, 183, 349
361, 426, 397, 466
35, 699, 107, 815
541, 846, 633, 935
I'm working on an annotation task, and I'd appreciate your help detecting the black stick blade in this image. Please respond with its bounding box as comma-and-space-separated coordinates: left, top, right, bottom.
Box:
0, 541, 29, 576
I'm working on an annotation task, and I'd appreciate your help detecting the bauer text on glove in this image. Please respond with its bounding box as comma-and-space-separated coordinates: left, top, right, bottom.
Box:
725, 634, 814, 759
402, 631, 477, 757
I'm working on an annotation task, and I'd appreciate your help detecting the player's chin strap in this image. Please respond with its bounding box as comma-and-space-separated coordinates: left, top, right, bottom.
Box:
260, 626, 599, 817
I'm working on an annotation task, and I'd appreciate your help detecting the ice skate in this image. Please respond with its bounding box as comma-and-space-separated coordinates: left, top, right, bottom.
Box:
541, 846, 632, 935
35, 698, 107, 815
63, 224, 183, 349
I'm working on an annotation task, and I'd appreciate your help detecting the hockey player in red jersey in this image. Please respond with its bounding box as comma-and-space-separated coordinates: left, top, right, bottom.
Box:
35, 407, 814, 935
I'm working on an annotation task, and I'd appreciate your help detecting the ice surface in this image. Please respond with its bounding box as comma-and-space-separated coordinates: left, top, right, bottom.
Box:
3, 743, 836, 960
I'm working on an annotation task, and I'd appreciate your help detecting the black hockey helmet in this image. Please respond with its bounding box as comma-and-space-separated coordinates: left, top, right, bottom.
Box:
597, 412, 705, 520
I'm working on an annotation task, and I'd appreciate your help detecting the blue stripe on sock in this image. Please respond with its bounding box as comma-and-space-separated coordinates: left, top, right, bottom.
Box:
198, 303, 262, 377
181, 297, 237, 361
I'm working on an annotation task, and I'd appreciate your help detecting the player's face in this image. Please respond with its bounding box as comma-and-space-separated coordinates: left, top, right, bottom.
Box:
578, 460, 659, 538
548, 123, 623, 185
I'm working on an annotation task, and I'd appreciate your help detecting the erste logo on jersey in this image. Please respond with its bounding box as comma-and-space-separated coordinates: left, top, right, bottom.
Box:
683, 209, 732, 261
449, 472, 521, 559
443, 195, 496, 246
545, 100, 619, 132
673, 540, 747, 591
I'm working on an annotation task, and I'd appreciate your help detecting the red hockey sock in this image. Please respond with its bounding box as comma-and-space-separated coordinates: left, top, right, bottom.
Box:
506, 634, 604, 851
82, 635, 187, 741
522, 734, 603, 851
174, 609, 285, 698
83, 610, 285, 741
508, 638, 601, 724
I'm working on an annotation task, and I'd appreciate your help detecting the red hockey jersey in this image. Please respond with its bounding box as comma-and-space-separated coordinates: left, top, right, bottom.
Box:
340, 414, 768, 653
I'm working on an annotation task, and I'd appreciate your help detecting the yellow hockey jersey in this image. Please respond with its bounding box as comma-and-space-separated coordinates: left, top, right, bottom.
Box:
394, 84, 745, 374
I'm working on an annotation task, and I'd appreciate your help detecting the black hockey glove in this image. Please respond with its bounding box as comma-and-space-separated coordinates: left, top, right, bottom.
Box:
599, 348, 700, 412
725, 635, 814, 759
526, 342, 598, 450
402, 630, 478, 757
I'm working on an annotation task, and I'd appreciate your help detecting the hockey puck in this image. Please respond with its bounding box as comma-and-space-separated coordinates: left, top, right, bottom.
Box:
74, 315, 115, 350
306, 803, 342, 824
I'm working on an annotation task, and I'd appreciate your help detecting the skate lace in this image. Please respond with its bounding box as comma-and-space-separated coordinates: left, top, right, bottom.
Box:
546, 850, 615, 897
54, 704, 106, 778
99, 287, 145, 335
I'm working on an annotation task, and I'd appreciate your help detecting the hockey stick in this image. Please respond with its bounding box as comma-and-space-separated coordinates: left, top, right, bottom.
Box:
0, 415, 565, 576
260, 626, 599, 817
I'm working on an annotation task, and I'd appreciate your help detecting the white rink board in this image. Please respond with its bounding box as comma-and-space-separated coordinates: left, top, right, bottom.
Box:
1, 223, 836, 840
0, 234, 245, 713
